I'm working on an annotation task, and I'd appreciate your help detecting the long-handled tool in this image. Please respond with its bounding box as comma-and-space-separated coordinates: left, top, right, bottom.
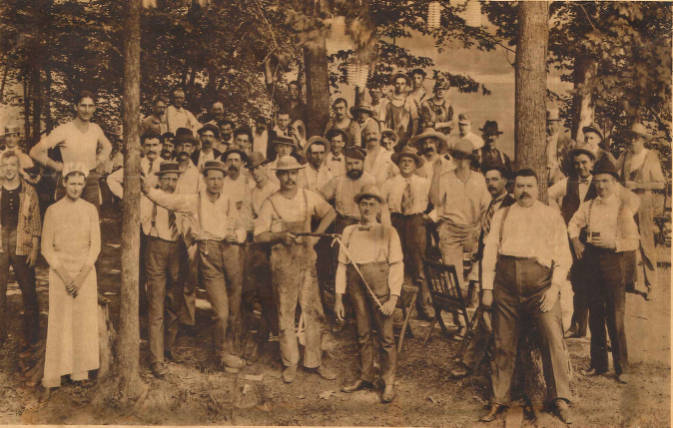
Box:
295, 232, 384, 311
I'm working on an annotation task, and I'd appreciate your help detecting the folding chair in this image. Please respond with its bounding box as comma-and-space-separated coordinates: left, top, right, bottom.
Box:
422, 259, 483, 360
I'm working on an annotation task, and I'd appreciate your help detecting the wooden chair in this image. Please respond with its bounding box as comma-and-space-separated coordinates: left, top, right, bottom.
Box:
395, 284, 418, 353
422, 259, 475, 357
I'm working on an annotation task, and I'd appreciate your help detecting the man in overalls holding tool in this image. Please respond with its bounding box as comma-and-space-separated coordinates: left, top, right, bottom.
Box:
254, 156, 337, 383
335, 184, 404, 404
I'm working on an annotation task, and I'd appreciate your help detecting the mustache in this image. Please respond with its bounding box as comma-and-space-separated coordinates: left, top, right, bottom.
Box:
518, 192, 532, 199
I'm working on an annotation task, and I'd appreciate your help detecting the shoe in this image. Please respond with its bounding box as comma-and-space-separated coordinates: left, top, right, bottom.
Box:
479, 404, 507, 423
564, 329, 584, 339
308, 365, 336, 380
19, 341, 42, 359
615, 373, 630, 384
341, 379, 373, 393
221, 353, 246, 371
554, 399, 572, 425
581, 368, 605, 377
151, 362, 167, 379
450, 363, 471, 379
381, 383, 395, 403
282, 365, 297, 383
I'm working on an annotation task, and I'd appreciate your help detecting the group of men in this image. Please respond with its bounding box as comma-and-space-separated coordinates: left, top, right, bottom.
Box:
0, 67, 665, 423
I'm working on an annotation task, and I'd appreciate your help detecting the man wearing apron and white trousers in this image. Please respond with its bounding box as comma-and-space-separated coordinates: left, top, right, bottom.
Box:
254, 156, 337, 383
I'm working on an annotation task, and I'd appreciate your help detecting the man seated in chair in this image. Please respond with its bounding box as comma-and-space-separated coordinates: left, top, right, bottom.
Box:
335, 184, 404, 404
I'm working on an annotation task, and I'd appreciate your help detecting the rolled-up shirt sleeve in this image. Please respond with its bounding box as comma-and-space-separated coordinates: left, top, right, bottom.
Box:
481, 209, 503, 291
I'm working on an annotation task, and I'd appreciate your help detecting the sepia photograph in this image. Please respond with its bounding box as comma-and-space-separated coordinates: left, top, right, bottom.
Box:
0, 0, 670, 426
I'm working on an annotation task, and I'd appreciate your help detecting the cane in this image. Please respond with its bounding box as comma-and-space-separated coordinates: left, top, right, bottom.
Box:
295, 232, 385, 311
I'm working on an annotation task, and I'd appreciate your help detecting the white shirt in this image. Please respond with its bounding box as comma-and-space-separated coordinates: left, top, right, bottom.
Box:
364, 147, 398, 187
223, 173, 255, 232
429, 169, 490, 226
325, 153, 346, 177
164, 105, 200, 134
253, 129, 268, 157
382, 174, 430, 215
481, 200, 571, 290
254, 189, 332, 236
547, 176, 592, 210
335, 223, 404, 296
320, 172, 377, 218
464, 131, 484, 151
140, 194, 178, 241
251, 180, 279, 217
298, 164, 333, 193
175, 161, 203, 195
39, 121, 106, 170
195, 149, 217, 171
106, 156, 161, 199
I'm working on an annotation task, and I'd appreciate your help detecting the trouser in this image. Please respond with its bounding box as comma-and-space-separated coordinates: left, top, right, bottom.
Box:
0, 228, 40, 345
347, 263, 396, 386
144, 237, 181, 365
245, 242, 278, 340
461, 308, 492, 370
437, 221, 477, 293
391, 213, 427, 287
177, 240, 198, 326
584, 245, 628, 375
491, 255, 571, 405
198, 240, 243, 358
568, 257, 589, 335
271, 242, 323, 368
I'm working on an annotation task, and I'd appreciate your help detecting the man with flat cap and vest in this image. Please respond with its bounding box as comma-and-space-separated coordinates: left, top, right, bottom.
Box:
254, 155, 337, 383
193, 123, 222, 171
325, 128, 348, 177
480, 168, 573, 425
568, 156, 640, 385
298, 136, 333, 192
428, 138, 490, 301
384, 72, 419, 144
142, 159, 247, 373
474, 121, 512, 176
335, 184, 403, 404
382, 146, 435, 319
140, 161, 182, 378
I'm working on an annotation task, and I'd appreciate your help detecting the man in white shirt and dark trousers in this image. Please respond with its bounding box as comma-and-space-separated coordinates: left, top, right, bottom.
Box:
480, 169, 573, 425
141, 161, 182, 378
335, 184, 404, 403
568, 157, 640, 385
383, 146, 434, 319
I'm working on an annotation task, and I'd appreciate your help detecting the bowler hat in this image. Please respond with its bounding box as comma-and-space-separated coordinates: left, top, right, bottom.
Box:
581, 123, 603, 141
221, 148, 248, 163
569, 146, 596, 161
344, 146, 366, 161
272, 155, 305, 171
451, 138, 475, 158
409, 128, 448, 152
592, 156, 619, 180
175, 127, 193, 139
391, 146, 424, 167
479, 120, 503, 136
354, 184, 384, 204
155, 161, 180, 176
247, 152, 267, 170
202, 160, 227, 175
198, 123, 220, 138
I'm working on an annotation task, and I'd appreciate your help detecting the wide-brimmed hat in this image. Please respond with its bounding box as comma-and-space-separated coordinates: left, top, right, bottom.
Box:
581, 123, 603, 141
592, 156, 619, 180
247, 152, 267, 170
354, 184, 384, 204
350, 104, 375, 117
221, 148, 248, 163
391, 146, 424, 167
175, 127, 193, 139
568, 146, 596, 161
305, 136, 330, 153
624, 122, 653, 140
272, 155, 305, 171
198, 123, 220, 138
344, 146, 366, 161
479, 120, 503, 136
62, 162, 89, 179
155, 161, 180, 176
272, 135, 296, 148
202, 160, 227, 175
451, 138, 475, 158
409, 128, 448, 152
390, 72, 411, 86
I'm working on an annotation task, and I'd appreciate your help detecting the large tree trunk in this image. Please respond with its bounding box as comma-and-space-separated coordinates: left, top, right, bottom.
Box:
22, 71, 31, 142
118, 0, 145, 403
571, 55, 595, 143
514, 1, 549, 198
303, 36, 330, 137
31, 63, 42, 144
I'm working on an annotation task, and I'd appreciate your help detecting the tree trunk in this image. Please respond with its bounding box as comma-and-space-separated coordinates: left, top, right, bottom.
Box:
514, 1, 549, 198
303, 36, 330, 137
23, 71, 31, 142
31, 63, 42, 144
571, 55, 595, 143
118, 0, 145, 403
44, 65, 53, 132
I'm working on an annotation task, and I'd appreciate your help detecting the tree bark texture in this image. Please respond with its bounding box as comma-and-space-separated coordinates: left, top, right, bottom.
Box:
571, 55, 596, 143
303, 37, 330, 137
514, 1, 549, 198
118, 0, 144, 402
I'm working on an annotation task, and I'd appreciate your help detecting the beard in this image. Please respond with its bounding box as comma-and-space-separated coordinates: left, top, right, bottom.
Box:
228, 165, 239, 176
346, 169, 363, 180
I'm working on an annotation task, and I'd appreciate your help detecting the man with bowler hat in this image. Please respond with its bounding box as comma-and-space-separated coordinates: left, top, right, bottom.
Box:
475, 120, 511, 175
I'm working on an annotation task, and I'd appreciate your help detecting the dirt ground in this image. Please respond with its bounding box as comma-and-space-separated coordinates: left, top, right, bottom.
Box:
0, 213, 669, 427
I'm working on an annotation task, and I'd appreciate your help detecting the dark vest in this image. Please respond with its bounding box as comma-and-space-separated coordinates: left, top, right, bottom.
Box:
560, 178, 597, 225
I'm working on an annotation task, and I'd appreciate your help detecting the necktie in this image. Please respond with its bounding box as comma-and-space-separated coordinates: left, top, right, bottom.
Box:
401, 179, 413, 214
482, 196, 502, 237
333, 156, 342, 162
149, 159, 154, 174
168, 210, 178, 240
